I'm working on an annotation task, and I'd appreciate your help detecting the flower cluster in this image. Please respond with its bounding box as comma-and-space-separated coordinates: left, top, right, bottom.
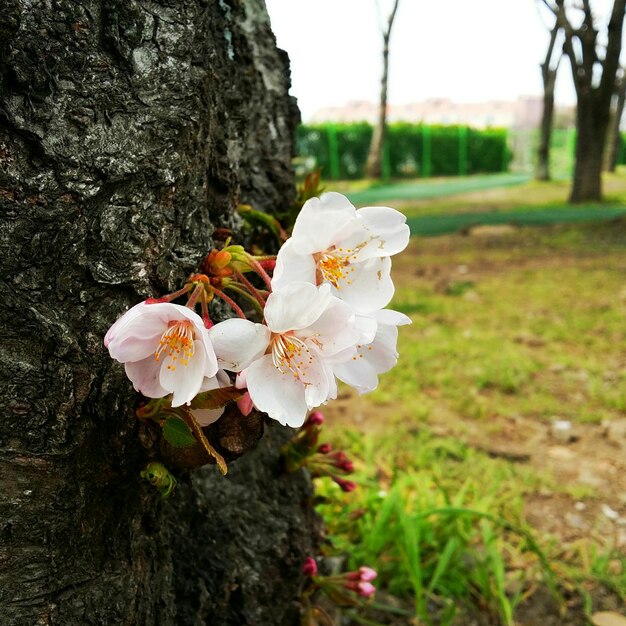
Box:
282, 411, 356, 492
301, 556, 378, 605
105, 192, 410, 435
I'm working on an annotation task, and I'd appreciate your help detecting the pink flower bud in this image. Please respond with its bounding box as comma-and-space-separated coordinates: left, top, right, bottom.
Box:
334, 477, 357, 492
307, 411, 325, 426
237, 391, 254, 416
302, 556, 318, 577
359, 566, 377, 582
357, 581, 376, 598
339, 460, 354, 473
317, 443, 333, 454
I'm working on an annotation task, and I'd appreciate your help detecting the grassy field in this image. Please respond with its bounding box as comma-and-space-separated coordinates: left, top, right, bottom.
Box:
315, 175, 626, 625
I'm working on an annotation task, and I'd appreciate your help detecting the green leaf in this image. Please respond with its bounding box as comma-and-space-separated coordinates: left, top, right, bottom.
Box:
162, 416, 197, 448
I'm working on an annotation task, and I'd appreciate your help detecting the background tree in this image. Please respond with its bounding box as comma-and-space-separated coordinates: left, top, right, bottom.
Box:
0, 1, 318, 624
365, 0, 401, 180
542, 0, 626, 202
604, 68, 626, 170
536, 14, 562, 181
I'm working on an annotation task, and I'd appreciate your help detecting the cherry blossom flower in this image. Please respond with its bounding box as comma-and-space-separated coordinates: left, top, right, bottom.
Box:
210, 282, 361, 427
334, 309, 411, 394
104, 302, 219, 407
272, 192, 410, 313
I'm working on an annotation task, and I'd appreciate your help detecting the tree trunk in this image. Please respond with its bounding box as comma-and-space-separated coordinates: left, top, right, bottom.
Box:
557, 0, 626, 202
0, 1, 318, 625
570, 97, 608, 202
365, 0, 400, 180
604, 75, 626, 172
536, 66, 558, 181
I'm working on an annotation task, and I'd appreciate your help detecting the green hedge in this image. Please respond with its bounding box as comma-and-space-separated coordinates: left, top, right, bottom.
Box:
296, 123, 511, 180
618, 133, 626, 164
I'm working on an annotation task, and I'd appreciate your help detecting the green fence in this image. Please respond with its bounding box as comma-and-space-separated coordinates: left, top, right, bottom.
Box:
509, 129, 626, 179
296, 123, 511, 180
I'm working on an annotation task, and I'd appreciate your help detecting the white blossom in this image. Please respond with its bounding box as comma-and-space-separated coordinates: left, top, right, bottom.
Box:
272, 192, 410, 313
104, 302, 219, 407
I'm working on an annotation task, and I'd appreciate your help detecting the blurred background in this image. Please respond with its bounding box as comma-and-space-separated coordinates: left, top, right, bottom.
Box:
266, 1, 626, 624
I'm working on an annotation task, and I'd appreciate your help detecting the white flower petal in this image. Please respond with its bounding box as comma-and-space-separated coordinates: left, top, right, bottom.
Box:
333, 256, 394, 313
335, 316, 404, 394
302, 357, 334, 408
192, 407, 224, 427
208, 319, 271, 372
374, 308, 412, 326
291, 192, 359, 254
159, 339, 206, 407
300, 297, 360, 358
199, 369, 231, 392
109, 332, 163, 363
334, 358, 380, 394
355, 206, 410, 259
354, 314, 379, 344
271, 238, 318, 290
264, 282, 332, 333
104, 301, 151, 348
246, 355, 309, 427
124, 355, 169, 398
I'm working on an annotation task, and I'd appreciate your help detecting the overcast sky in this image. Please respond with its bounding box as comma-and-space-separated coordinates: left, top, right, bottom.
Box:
265, 0, 617, 120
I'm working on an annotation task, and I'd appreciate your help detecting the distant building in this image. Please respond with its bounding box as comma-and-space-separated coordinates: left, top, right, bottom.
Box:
308, 97, 574, 130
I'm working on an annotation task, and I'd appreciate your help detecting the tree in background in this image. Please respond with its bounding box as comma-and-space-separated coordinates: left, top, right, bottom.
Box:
0, 1, 317, 624
536, 12, 562, 181
365, 0, 401, 180
604, 68, 626, 171
542, 0, 626, 202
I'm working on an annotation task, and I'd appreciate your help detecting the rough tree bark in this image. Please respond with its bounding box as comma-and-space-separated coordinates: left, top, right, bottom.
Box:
535, 16, 561, 181
545, 0, 626, 202
0, 1, 318, 625
604, 70, 626, 171
365, 0, 400, 180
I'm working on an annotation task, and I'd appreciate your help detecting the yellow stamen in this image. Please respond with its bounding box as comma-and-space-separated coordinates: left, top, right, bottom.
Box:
155, 320, 195, 368
270, 333, 314, 381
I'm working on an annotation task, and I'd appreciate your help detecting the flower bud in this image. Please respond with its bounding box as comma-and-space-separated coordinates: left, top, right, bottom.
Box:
334, 477, 357, 493
338, 459, 354, 473
317, 443, 333, 454
357, 581, 376, 598
237, 391, 254, 416
302, 556, 318, 577
358, 566, 377, 582
213, 249, 232, 269
307, 411, 325, 426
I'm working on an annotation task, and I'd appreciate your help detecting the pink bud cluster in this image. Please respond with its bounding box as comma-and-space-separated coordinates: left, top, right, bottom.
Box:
281, 412, 357, 492
301, 557, 377, 601
345, 566, 378, 597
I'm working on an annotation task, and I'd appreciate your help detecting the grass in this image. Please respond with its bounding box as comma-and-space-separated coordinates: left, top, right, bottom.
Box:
318, 426, 562, 625
316, 174, 626, 624
382, 225, 626, 426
